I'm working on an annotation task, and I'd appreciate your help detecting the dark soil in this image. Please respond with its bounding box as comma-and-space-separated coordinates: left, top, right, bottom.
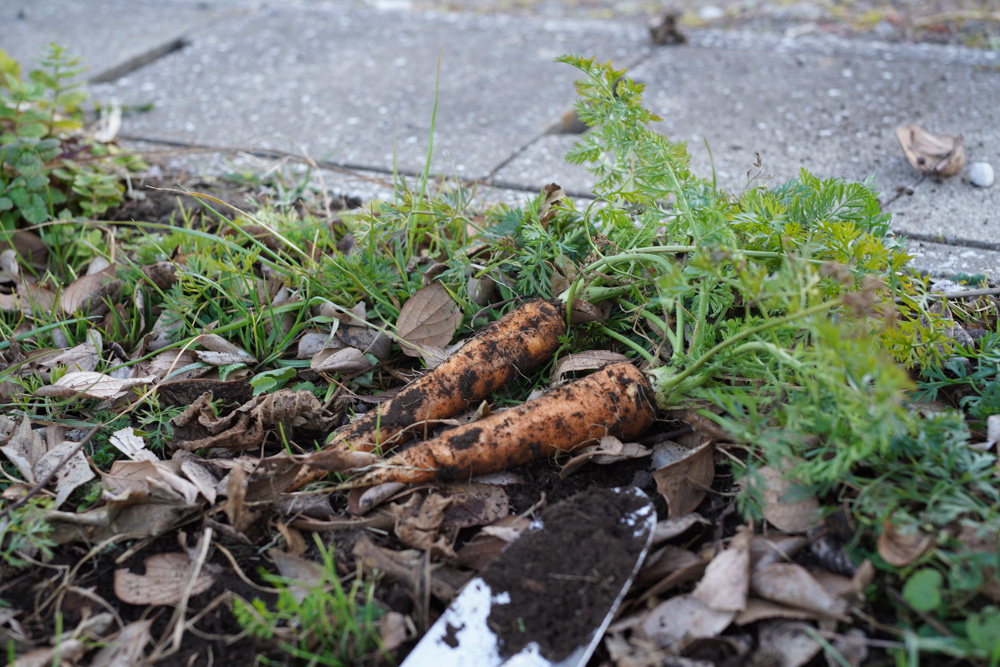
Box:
481, 486, 653, 661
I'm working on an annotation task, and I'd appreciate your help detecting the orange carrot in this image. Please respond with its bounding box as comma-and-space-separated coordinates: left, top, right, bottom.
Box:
291, 299, 566, 486
337, 362, 655, 488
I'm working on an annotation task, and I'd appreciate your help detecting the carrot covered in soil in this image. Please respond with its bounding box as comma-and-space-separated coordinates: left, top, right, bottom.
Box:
291, 299, 566, 485
335, 362, 656, 488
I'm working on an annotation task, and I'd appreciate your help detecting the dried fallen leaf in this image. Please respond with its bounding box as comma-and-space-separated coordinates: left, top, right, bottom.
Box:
60, 268, 121, 317
758, 464, 820, 533
895, 124, 965, 176
538, 182, 565, 230
34, 440, 95, 509
651, 513, 710, 545
311, 347, 372, 374
109, 427, 158, 462
757, 620, 823, 667
396, 284, 462, 358
877, 517, 936, 567
44, 490, 201, 545
114, 552, 220, 605
391, 493, 457, 558
270, 550, 325, 603
0, 417, 45, 483
87, 619, 153, 667
552, 350, 630, 384
692, 527, 752, 612
653, 436, 715, 518
750, 563, 849, 620
560, 434, 650, 478
639, 593, 735, 649
104, 460, 203, 505
33, 371, 155, 400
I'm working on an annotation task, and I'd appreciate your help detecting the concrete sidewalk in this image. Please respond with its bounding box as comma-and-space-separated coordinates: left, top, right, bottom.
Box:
2, 0, 998, 277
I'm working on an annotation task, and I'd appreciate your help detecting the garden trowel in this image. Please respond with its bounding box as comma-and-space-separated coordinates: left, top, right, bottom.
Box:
401, 486, 656, 667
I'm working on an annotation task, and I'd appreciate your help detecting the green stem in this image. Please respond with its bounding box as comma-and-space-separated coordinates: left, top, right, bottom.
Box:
598, 326, 655, 365
648, 298, 842, 408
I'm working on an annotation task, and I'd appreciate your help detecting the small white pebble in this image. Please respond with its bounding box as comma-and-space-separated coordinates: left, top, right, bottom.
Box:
969, 162, 995, 188
698, 6, 724, 21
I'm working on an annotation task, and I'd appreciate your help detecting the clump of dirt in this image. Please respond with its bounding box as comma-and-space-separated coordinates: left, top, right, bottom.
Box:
481, 486, 652, 661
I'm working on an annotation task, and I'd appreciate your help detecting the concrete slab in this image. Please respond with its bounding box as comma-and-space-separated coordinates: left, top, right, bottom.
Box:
91, 6, 649, 180
501, 29, 999, 248
0, 0, 238, 83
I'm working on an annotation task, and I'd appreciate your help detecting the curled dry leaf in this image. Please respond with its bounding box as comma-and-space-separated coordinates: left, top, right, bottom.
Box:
44, 489, 201, 546
87, 619, 153, 667
338, 325, 392, 361
560, 434, 650, 478
895, 124, 965, 176
639, 593, 735, 649
60, 269, 121, 317
0, 417, 45, 483
877, 517, 936, 567
552, 350, 630, 384
651, 512, 710, 545
34, 440, 95, 509
692, 527, 752, 612
538, 182, 565, 230
103, 460, 204, 505
396, 284, 462, 358
271, 550, 325, 603
653, 435, 715, 518
33, 371, 155, 400
353, 534, 465, 602
113, 553, 220, 605
757, 620, 823, 667
297, 330, 344, 358
758, 464, 820, 533
311, 347, 372, 374
109, 427, 158, 462
391, 493, 458, 558
750, 563, 849, 620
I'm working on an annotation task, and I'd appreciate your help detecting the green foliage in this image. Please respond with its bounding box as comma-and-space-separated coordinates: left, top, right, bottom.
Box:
904, 568, 945, 612
0, 44, 144, 242
232, 536, 389, 666
0, 496, 55, 570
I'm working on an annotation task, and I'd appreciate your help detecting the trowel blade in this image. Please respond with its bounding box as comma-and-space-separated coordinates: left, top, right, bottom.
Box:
401, 486, 656, 667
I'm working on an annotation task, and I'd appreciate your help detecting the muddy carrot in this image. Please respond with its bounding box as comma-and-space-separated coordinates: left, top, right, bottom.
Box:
291, 299, 566, 486
336, 362, 655, 488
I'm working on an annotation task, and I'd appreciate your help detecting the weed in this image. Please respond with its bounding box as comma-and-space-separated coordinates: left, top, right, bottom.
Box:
232, 536, 389, 666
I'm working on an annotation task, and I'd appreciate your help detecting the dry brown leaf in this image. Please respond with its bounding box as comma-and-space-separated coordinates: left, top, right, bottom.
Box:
895, 124, 965, 176
61, 269, 121, 316
44, 490, 201, 545
0, 249, 19, 284
0, 281, 57, 316
735, 598, 823, 625
11, 640, 87, 667
113, 553, 219, 605
297, 330, 344, 358
225, 465, 260, 534
639, 593, 735, 649
34, 440, 95, 509
637, 544, 705, 586
653, 436, 715, 518
757, 620, 822, 667
560, 435, 650, 478
104, 460, 202, 505
440, 482, 509, 530
750, 563, 849, 620
652, 513, 710, 545
140, 349, 202, 383
758, 464, 820, 533
391, 493, 457, 558
33, 330, 102, 376
170, 389, 336, 452
142, 261, 178, 290
0, 229, 47, 266
552, 350, 630, 384
379, 611, 410, 653
87, 619, 153, 667
353, 534, 463, 602
692, 527, 752, 612
311, 347, 372, 374
338, 325, 392, 361
877, 517, 936, 567
0, 417, 45, 483
750, 534, 811, 570
396, 284, 462, 358
538, 182, 565, 230
33, 371, 155, 400
109, 427, 158, 462
270, 550, 325, 603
